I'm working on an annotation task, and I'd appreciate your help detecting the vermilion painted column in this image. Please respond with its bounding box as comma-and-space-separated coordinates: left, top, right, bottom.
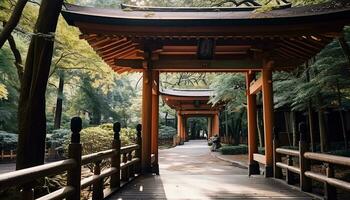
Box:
183, 116, 188, 142
177, 112, 183, 144
212, 113, 220, 137
151, 71, 159, 174
262, 67, 274, 177
246, 72, 260, 175
207, 117, 212, 138
141, 69, 152, 173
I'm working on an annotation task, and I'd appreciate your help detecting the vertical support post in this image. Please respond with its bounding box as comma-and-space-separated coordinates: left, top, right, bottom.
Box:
325, 163, 337, 200
110, 122, 121, 189
136, 124, 142, 174
177, 113, 184, 145
212, 113, 220, 136
92, 161, 103, 200
151, 71, 159, 174
262, 68, 274, 177
128, 152, 134, 177
20, 185, 34, 200
141, 69, 152, 173
246, 72, 260, 175
273, 127, 282, 179
67, 117, 82, 200
286, 155, 294, 185
121, 153, 128, 181
207, 117, 212, 139
299, 122, 312, 192
183, 116, 187, 142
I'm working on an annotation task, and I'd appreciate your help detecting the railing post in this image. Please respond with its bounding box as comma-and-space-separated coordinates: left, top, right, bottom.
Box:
273, 127, 282, 179
286, 155, 294, 185
324, 163, 337, 200
20, 185, 34, 200
110, 122, 121, 189
121, 153, 128, 182
128, 151, 134, 178
299, 122, 311, 192
92, 161, 103, 200
67, 117, 82, 200
136, 124, 142, 174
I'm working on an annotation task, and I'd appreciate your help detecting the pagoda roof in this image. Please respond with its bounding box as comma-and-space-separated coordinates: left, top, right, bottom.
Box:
61, 1, 350, 73
160, 89, 215, 98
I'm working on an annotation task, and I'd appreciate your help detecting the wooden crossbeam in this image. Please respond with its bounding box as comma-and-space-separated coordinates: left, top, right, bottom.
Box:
253, 153, 266, 165
249, 77, 262, 95
115, 59, 262, 71
179, 110, 219, 115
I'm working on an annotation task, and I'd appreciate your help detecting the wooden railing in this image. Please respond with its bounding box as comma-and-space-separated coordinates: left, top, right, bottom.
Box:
0, 117, 142, 200
273, 122, 350, 200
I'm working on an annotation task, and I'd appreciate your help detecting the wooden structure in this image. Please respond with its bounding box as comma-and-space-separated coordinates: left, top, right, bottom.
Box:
0, 118, 144, 200
61, 0, 350, 177
160, 89, 223, 144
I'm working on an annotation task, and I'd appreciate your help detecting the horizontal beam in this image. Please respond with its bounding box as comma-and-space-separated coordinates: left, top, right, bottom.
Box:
179, 110, 219, 115
115, 59, 262, 71
249, 77, 262, 95
253, 153, 266, 165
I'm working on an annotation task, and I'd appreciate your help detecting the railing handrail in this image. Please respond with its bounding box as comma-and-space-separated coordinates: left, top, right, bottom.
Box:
0, 158, 76, 189
120, 144, 139, 154
0, 119, 143, 200
81, 149, 117, 165
304, 152, 350, 167
275, 148, 299, 157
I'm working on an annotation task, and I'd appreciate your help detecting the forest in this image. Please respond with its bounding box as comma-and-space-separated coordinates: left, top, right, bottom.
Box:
0, 0, 349, 171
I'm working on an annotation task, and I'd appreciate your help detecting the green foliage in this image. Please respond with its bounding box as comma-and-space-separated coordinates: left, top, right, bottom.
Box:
76, 123, 135, 155
220, 144, 248, 155
159, 125, 176, 139
0, 131, 17, 151
209, 74, 246, 112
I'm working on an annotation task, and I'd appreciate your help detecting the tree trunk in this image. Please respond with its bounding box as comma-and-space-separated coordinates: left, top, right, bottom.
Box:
16, 0, 64, 170
0, 0, 28, 48
7, 34, 23, 81
165, 112, 168, 126
336, 81, 348, 149
53, 72, 64, 129
338, 37, 350, 66
290, 111, 297, 147
306, 68, 315, 152
225, 109, 229, 139
318, 109, 327, 152
257, 107, 264, 148
284, 111, 292, 146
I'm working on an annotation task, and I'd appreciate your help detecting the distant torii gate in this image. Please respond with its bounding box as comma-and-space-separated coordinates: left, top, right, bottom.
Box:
62, 1, 350, 176
160, 89, 223, 144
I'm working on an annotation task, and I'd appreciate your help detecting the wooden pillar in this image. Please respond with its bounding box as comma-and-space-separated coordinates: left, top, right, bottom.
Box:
177, 112, 184, 144
246, 72, 260, 175
262, 67, 274, 177
151, 71, 159, 174
141, 69, 152, 173
182, 116, 187, 142
207, 117, 212, 138
212, 113, 220, 136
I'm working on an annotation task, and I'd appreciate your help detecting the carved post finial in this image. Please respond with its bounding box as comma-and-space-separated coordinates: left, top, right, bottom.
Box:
70, 117, 82, 144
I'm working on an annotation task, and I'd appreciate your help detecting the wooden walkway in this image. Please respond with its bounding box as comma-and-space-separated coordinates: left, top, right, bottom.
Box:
109, 140, 312, 200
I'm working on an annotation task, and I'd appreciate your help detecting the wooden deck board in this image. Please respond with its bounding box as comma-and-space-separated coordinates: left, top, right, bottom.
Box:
109, 140, 313, 200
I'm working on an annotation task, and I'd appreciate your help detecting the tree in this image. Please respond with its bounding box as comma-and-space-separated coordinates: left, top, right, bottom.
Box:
16, 0, 64, 169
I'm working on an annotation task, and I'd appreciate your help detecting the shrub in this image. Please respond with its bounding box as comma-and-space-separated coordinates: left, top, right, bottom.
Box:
0, 131, 17, 151
159, 125, 176, 140
220, 144, 248, 155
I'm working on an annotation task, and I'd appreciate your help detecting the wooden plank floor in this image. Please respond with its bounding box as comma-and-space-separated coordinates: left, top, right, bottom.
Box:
109, 140, 313, 200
